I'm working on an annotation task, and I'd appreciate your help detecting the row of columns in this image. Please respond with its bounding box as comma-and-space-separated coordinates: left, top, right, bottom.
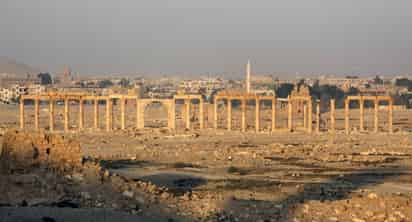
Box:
19, 96, 394, 134
214, 98, 312, 133
343, 98, 393, 134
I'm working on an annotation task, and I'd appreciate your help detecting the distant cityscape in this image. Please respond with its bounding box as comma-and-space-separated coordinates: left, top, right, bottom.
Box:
1, 63, 412, 108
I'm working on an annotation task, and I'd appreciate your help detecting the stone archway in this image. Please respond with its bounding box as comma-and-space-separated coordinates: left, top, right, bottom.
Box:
137, 99, 175, 129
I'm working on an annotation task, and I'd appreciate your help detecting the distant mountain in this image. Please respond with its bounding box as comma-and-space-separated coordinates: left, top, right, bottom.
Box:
0, 56, 39, 75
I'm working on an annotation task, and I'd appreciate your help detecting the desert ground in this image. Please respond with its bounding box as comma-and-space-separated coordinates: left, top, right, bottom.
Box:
1, 102, 412, 222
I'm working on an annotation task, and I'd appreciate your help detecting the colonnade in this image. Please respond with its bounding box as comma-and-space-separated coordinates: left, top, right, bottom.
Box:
20, 93, 394, 134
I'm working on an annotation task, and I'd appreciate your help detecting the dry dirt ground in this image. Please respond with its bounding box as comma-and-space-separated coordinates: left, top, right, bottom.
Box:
1, 103, 412, 222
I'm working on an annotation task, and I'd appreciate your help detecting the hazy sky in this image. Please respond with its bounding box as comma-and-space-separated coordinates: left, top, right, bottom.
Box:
1, 0, 412, 76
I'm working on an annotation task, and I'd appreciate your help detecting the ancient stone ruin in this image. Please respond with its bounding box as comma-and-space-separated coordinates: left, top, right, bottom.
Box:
19, 92, 394, 134
0, 130, 82, 173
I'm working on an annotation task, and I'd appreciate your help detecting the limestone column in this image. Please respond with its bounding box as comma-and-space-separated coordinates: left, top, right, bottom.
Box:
288, 97, 293, 132
49, 98, 55, 132
79, 98, 84, 130
227, 99, 232, 130
316, 100, 320, 133
344, 99, 349, 134
34, 98, 39, 131
106, 98, 112, 131
330, 99, 335, 133
185, 99, 191, 129
214, 98, 218, 129
308, 100, 313, 133
64, 98, 70, 131
19, 98, 24, 129
303, 104, 307, 129
388, 99, 393, 133
136, 99, 139, 128
374, 98, 379, 133
359, 97, 364, 131
241, 99, 246, 132
255, 98, 260, 132
137, 101, 145, 129
168, 102, 176, 129
94, 99, 99, 129
120, 97, 126, 130
271, 98, 276, 132
199, 99, 204, 129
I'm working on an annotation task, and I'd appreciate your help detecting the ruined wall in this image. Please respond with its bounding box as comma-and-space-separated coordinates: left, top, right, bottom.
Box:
0, 130, 82, 173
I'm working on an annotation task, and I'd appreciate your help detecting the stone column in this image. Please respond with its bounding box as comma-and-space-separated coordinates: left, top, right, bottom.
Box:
79, 98, 84, 130
316, 100, 320, 133
94, 99, 99, 129
120, 97, 126, 130
271, 98, 276, 132
137, 101, 145, 129
255, 98, 260, 132
344, 99, 349, 134
330, 99, 335, 133
136, 99, 139, 128
64, 98, 70, 131
388, 99, 393, 133
303, 104, 307, 129
227, 99, 232, 130
374, 98, 379, 133
34, 98, 39, 130
308, 100, 313, 133
185, 99, 191, 129
199, 100, 204, 129
241, 99, 246, 132
49, 98, 55, 132
214, 98, 218, 129
359, 97, 364, 131
19, 98, 24, 129
288, 97, 293, 132
168, 102, 176, 129
106, 98, 112, 131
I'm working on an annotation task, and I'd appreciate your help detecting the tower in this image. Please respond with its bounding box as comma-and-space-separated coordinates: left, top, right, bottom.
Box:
246, 60, 251, 93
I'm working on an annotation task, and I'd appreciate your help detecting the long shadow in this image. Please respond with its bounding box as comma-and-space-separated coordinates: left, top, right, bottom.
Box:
219, 164, 409, 221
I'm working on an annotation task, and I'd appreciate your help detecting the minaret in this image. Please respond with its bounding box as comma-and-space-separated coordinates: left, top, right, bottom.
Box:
246, 60, 251, 93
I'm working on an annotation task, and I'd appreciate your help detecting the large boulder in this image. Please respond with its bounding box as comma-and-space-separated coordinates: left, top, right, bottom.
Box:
0, 130, 82, 173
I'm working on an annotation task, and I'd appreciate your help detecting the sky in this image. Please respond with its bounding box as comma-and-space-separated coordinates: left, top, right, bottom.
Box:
1, 0, 412, 77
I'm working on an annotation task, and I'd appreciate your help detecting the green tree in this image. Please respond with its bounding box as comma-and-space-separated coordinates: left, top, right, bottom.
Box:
119, 78, 130, 87
276, 83, 294, 98
98, 80, 114, 88
37, 73, 52, 85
